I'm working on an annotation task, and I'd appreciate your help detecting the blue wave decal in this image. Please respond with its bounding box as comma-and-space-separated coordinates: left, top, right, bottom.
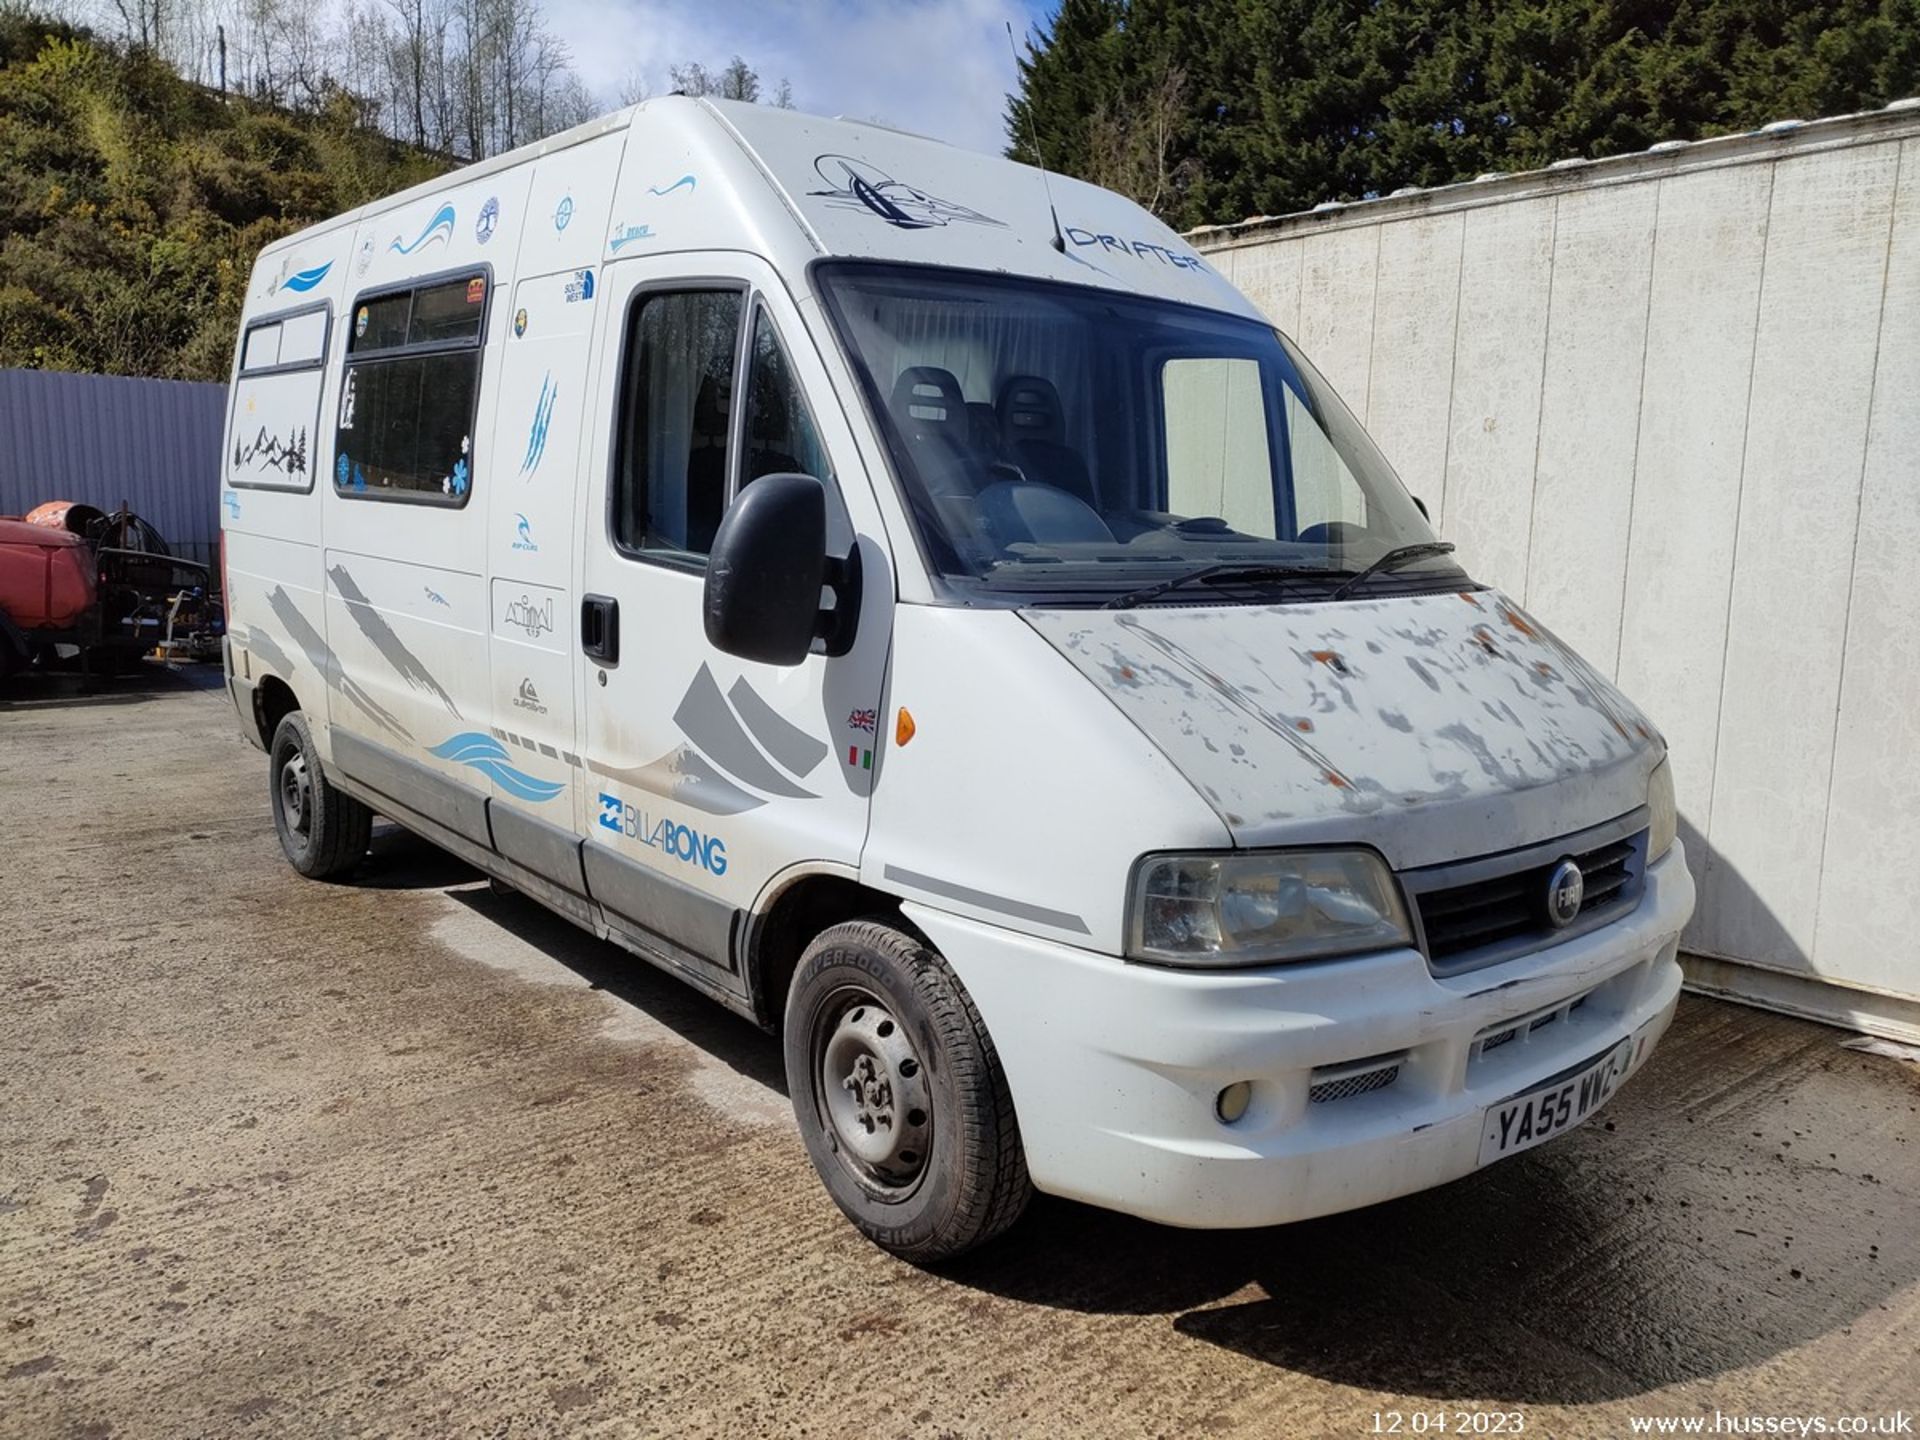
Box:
647, 174, 697, 196
391, 202, 457, 255
429, 732, 565, 803
521, 373, 557, 474
283, 261, 333, 292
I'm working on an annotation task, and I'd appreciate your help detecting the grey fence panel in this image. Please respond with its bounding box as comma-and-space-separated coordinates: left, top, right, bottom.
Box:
0, 368, 227, 571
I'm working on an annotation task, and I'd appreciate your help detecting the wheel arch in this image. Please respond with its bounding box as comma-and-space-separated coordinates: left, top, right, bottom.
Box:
743, 865, 906, 1031
251, 674, 303, 751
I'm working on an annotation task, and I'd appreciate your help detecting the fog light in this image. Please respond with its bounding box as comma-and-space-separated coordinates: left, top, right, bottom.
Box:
1215, 1081, 1253, 1124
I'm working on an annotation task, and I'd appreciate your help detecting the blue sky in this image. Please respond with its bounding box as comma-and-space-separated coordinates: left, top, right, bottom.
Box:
548, 0, 1056, 155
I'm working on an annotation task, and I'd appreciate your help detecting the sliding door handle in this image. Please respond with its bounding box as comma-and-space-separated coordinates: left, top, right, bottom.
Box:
581, 594, 619, 665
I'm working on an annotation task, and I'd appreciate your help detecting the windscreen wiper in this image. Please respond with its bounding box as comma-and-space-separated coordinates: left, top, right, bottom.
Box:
1328, 542, 1457, 601
1102, 562, 1350, 611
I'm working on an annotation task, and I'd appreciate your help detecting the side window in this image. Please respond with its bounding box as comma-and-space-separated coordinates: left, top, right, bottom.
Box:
1283, 387, 1371, 535
611, 289, 744, 559
1162, 357, 1276, 538
335, 272, 488, 504
742, 306, 834, 490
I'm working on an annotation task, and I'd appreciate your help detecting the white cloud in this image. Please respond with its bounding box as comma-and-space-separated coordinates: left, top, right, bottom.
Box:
544, 0, 1036, 155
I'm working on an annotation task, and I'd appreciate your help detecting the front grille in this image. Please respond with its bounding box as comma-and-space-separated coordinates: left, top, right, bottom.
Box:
1309, 1054, 1403, 1103
1409, 823, 1647, 973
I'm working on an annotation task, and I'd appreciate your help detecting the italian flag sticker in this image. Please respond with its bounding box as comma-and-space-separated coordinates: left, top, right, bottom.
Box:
848, 745, 871, 770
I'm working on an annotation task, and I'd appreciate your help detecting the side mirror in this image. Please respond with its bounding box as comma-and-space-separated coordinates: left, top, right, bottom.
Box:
704, 474, 860, 666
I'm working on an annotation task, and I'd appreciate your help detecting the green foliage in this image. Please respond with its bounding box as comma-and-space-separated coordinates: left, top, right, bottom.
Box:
1009, 0, 1920, 229
0, 12, 452, 379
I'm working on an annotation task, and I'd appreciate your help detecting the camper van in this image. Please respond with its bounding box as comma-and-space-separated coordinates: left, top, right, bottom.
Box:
221, 96, 1693, 1261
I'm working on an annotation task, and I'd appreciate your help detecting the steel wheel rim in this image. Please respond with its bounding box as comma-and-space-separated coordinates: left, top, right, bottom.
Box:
280, 750, 311, 841
812, 987, 933, 1194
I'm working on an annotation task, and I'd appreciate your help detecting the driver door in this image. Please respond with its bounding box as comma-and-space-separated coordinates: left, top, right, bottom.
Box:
576, 253, 889, 1004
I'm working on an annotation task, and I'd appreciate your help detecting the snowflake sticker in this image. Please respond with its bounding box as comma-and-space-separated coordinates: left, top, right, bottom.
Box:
336, 453, 349, 485
450, 458, 470, 497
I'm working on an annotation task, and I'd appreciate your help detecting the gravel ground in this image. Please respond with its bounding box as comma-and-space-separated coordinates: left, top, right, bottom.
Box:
2, 665, 1917, 1440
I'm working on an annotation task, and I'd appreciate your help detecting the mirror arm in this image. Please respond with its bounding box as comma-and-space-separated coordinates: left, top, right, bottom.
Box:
814, 545, 863, 659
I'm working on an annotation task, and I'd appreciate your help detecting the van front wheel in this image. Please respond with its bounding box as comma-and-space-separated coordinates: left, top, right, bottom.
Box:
785, 920, 1031, 1263
269, 712, 371, 881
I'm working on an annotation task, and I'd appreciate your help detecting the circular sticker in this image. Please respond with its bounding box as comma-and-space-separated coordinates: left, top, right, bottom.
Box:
476, 196, 499, 245
513, 308, 528, 338
354, 306, 369, 339
553, 195, 575, 232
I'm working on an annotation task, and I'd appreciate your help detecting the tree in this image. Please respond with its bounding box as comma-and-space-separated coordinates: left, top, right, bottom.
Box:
668, 53, 794, 105
1008, 0, 1920, 229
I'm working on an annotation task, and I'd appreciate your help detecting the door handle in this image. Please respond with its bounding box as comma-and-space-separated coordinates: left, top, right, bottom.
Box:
581, 593, 619, 665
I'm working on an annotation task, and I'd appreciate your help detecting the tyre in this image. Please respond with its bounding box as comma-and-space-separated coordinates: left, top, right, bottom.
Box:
269, 712, 371, 881
785, 920, 1031, 1262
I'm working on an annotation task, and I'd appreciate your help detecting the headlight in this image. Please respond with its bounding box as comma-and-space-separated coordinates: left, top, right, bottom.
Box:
1647, 756, 1677, 862
1128, 849, 1412, 967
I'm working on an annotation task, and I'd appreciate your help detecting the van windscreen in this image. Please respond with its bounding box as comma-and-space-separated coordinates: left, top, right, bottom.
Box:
815, 262, 1464, 606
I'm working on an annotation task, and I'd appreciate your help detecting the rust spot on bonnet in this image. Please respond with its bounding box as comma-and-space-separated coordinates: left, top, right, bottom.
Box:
1322, 769, 1350, 789
1470, 628, 1500, 657
1635, 722, 1651, 740
1498, 605, 1538, 638
1294, 718, 1314, 733
1534, 661, 1557, 679
1458, 592, 1483, 609
1309, 649, 1351, 677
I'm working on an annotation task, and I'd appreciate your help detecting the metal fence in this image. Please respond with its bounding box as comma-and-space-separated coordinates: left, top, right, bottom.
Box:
0, 368, 227, 570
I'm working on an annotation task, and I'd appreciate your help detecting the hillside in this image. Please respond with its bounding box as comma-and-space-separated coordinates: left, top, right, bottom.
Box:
0, 14, 455, 381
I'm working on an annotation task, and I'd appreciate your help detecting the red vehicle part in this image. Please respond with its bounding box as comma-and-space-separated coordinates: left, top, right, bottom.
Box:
0, 518, 96, 629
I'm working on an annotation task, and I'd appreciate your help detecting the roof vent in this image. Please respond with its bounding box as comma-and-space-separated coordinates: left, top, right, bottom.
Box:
1887, 97, 1920, 111
1647, 140, 1690, 153
1312, 200, 1346, 211
1760, 119, 1806, 133
1389, 185, 1423, 197
1473, 171, 1508, 183
1549, 157, 1590, 169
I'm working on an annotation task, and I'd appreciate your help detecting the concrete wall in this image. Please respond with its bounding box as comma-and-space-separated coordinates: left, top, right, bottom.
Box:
1190, 104, 1920, 1040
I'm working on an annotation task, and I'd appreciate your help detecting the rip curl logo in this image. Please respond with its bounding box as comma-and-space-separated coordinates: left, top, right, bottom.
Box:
501, 593, 554, 639
809, 154, 1005, 231
598, 792, 728, 877
512, 513, 538, 552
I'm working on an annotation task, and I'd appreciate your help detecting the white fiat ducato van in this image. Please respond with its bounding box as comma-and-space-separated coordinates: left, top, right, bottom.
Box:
220, 96, 1692, 1261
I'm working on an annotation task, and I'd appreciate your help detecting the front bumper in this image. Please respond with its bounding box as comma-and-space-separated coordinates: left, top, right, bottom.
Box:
907, 842, 1695, 1229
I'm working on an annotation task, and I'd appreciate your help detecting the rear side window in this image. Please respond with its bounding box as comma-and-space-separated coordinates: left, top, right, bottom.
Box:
336, 272, 489, 504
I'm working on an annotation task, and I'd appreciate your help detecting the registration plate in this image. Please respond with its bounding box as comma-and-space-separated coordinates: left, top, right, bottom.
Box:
1478, 1032, 1644, 1166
